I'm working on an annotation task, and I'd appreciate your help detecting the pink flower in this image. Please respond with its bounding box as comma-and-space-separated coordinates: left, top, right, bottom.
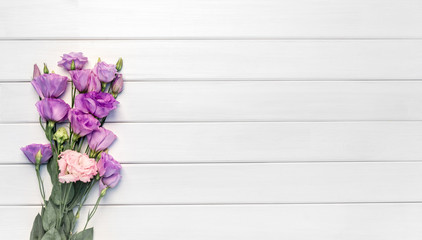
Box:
58, 150, 98, 183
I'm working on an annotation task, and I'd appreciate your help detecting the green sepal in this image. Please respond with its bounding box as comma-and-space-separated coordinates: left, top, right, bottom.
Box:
70, 228, 93, 240
42, 201, 57, 231
40, 228, 61, 240
30, 213, 45, 240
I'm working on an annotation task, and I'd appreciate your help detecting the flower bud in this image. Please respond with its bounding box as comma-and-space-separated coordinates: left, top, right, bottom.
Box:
116, 58, 123, 72
70, 60, 75, 70
53, 127, 69, 144
43, 63, 49, 74
97, 57, 101, 63
33, 64, 41, 79
100, 187, 108, 197
111, 74, 123, 97
101, 82, 107, 92
35, 150, 42, 170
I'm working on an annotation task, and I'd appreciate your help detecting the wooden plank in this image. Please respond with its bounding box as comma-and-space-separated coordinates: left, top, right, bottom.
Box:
1, 204, 422, 240
2, 81, 422, 122
1, 40, 422, 81
1, 162, 422, 205
1, 0, 422, 38
5, 122, 422, 164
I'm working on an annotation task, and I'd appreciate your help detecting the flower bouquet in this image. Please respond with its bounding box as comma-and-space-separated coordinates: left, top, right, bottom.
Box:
21, 52, 124, 240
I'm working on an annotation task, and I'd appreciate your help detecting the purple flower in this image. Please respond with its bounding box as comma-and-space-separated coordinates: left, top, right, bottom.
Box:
58, 52, 88, 71
74, 91, 119, 118
98, 152, 122, 178
111, 74, 123, 95
70, 69, 101, 93
93, 61, 117, 83
36, 98, 70, 122
31, 73, 68, 99
68, 109, 100, 137
98, 153, 122, 192
87, 127, 117, 152
21, 144, 52, 164
99, 172, 122, 193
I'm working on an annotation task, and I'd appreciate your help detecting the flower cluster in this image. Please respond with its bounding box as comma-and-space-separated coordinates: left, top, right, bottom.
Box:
21, 52, 124, 239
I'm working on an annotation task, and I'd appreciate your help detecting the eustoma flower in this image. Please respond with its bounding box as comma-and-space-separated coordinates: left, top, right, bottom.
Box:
75, 91, 119, 118
58, 52, 88, 71
58, 150, 98, 183
97, 152, 122, 192
31, 73, 68, 99
68, 109, 100, 137
70, 69, 101, 93
26, 53, 124, 238
21, 144, 52, 165
36, 98, 70, 122
87, 127, 117, 152
93, 61, 117, 83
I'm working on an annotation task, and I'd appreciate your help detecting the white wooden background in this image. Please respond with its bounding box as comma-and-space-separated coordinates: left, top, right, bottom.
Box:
1, 0, 422, 239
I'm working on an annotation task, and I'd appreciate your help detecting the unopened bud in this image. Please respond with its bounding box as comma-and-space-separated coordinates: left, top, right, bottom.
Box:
111, 74, 123, 96
43, 63, 49, 74
53, 127, 69, 144
101, 82, 107, 92
70, 60, 75, 70
97, 57, 101, 63
35, 150, 42, 169
100, 187, 108, 197
115, 58, 123, 72
33, 64, 41, 79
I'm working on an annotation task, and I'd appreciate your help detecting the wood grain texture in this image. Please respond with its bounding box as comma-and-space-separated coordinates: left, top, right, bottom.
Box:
1, 40, 422, 81
2, 0, 421, 238
1, 0, 422, 38
2, 81, 422, 122
1, 204, 422, 240
5, 122, 422, 164
2, 162, 422, 205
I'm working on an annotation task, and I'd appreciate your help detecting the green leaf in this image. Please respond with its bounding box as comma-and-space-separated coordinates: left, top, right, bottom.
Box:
59, 228, 67, 240
42, 202, 57, 231
67, 210, 74, 223
30, 214, 45, 240
47, 154, 59, 186
67, 182, 88, 210
40, 228, 61, 240
66, 184, 75, 205
49, 185, 62, 206
70, 228, 93, 240
63, 210, 74, 235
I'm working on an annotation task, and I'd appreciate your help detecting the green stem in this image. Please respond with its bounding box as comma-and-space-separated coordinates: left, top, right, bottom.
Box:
35, 168, 46, 206
83, 189, 106, 230
71, 180, 96, 232
57, 183, 73, 228
71, 82, 76, 108
39, 117, 46, 132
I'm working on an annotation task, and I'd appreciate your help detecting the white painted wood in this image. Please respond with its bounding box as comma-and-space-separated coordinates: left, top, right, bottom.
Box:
2, 162, 422, 205
1, 204, 422, 240
2, 40, 422, 81
2, 81, 422, 122
5, 122, 422, 164
1, 0, 422, 38
1, 0, 421, 238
